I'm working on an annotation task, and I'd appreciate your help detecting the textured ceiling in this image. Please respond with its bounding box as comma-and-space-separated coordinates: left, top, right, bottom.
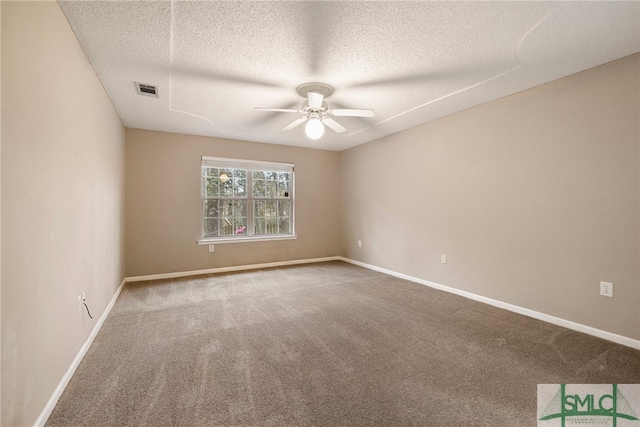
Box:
58, 1, 639, 151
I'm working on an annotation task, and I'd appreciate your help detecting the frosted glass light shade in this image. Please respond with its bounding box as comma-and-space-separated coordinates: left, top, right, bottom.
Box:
305, 118, 324, 139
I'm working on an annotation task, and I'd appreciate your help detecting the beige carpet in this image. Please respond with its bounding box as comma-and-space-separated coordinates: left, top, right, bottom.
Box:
47, 261, 639, 426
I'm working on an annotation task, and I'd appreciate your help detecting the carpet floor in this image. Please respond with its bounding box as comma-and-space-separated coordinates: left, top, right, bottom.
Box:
46, 261, 639, 426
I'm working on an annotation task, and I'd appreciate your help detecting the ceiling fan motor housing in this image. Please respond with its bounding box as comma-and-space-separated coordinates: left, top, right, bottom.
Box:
296, 82, 334, 99
254, 82, 374, 135
302, 100, 329, 113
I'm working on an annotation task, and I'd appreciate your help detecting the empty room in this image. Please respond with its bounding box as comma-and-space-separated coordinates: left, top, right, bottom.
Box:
2, 1, 639, 426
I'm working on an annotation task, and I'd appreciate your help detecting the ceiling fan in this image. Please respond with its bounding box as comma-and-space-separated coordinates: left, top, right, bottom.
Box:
254, 83, 375, 139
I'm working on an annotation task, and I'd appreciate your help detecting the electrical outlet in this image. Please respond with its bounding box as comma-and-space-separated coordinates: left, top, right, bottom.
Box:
357, 240, 362, 248
208, 245, 215, 253
77, 294, 82, 313
600, 281, 613, 298
441, 254, 447, 264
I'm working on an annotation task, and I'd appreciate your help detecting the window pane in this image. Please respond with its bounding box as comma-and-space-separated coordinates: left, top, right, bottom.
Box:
253, 179, 265, 197
265, 200, 277, 217
219, 200, 234, 217
234, 200, 247, 217
254, 217, 266, 235
221, 218, 235, 236
278, 172, 290, 182
253, 171, 266, 180
204, 199, 219, 217
278, 180, 290, 197
234, 218, 247, 235
265, 171, 278, 180
220, 179, 234, 197
217, 168, 233, 186
264, 181, 277, 198
234, 178, 247, 197
234, 169, 247, 179
278, 200, 290, 217
254, 200, 264, 217
278, 217, 290, 234
204, 218, 219, 238
205, 167, 218, 178
266, 218, 278, 235
205, 178, 218, 197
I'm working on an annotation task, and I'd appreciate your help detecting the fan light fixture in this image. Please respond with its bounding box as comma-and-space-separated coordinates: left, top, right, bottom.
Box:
305, 117, 324, 139
254, 83, 375, 140
219, 173, 230, 183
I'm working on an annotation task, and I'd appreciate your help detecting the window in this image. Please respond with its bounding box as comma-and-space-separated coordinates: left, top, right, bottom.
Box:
200, 157, 295, 243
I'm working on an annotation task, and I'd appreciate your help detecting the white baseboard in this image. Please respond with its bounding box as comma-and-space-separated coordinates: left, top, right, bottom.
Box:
34, 255, 638, 426
126, 256, 341, 283
338, 257, 640, 350
33, 278, 127, 427
34, 256, 341, 426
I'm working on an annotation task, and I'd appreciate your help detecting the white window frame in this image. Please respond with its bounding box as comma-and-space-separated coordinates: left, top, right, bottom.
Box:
197, 156, 296, 245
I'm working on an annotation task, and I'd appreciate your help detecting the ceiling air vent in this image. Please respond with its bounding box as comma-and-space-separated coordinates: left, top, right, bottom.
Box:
135, 82, 158, 98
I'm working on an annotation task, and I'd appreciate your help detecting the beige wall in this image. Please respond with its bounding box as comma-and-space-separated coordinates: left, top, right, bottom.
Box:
1, 2, 126, 426
0, 2, 3, 424
341, 54, 640, 340
125, 129, 341, 277
0, 2, 636, 423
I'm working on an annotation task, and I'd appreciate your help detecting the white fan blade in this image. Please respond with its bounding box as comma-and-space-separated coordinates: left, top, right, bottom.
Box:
331, 109, 375, 117
307, 92, 324, 109
254, 108, 300, 113
282, 116, 308, 131
323, 117, 346, 134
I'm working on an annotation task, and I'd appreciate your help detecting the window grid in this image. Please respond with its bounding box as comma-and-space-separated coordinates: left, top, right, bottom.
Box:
201, 162, 293, 240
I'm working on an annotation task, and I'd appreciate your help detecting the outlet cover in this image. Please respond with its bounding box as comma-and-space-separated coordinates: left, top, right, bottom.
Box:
441, 254, 447, 264
208, 245, 215, 253
77, 294, 82, 313
600, 281, 613, 298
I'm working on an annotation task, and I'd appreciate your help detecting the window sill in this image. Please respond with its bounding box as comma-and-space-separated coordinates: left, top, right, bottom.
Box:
197, 235, 298, 245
